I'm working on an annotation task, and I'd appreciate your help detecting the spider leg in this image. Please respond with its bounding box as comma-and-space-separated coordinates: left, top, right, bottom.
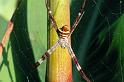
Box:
45, 0, 59, 34
68, 0, 87, 37
66, 43, 91, 82
33, 40, 59, 69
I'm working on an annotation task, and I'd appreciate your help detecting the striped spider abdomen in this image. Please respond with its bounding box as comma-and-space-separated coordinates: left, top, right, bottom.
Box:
57, 25, 70, 38
57, 25, 70, 48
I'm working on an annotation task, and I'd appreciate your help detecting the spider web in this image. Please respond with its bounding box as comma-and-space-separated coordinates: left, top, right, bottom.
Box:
0, 0, 124, 82
71, 0, 124, 82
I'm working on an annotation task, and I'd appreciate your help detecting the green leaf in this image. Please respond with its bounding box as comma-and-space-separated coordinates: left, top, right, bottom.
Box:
0, 0, 17, 82
0, 0, 47, 82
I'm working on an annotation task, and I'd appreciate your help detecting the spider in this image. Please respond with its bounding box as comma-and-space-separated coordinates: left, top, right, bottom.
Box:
33, 0, 91, 82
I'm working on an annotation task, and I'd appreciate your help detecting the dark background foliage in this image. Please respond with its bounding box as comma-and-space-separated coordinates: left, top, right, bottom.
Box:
71, 0, 124, 82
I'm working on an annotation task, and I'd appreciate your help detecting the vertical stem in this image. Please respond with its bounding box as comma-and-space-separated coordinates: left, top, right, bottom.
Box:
47, 0, 72, 82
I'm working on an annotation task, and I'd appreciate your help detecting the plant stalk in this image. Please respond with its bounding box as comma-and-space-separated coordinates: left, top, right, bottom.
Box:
47, 0, 72, 82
